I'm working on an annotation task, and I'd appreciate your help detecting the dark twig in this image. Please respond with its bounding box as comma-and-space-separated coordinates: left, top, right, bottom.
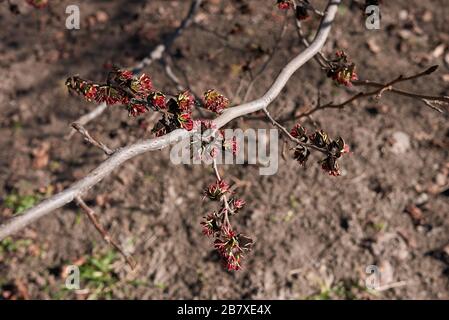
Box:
71, 123, 115, 156
212, 159, 231, 227
75, 196, 136, 269
298, 65, 449, 118
293, 0, 330, 68
263, 108, 329, 154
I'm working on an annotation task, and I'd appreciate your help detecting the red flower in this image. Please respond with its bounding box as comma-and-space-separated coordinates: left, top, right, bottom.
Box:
276, 0, 292, 10
204, 89, 229, 114
95, 86, 121, 105
84, 85, 98, 102
214, 227, 244, 271
178, 112, 194, 131
148, 92, 166, 110
118, 69, 134, 81
201, 213, 220, 237
137, 74, 153, 93
177, 91, 195, 112
328, 51, 358, 87
232, 198, 245, 211
127, 103, 147, 117
290, 123, 308, 140
203, 180, 230, 201
320, 156, 341, 176
332, 68, 358, 87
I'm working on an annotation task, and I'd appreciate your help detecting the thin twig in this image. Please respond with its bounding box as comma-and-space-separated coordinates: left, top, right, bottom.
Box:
298, 66, 448, 118
75, 196, 136, 269
293, 0, 330, 68
263, 108, 328, 154
66, 103, 108, 139
212, 159, 231, 227
71, 123, 115, 156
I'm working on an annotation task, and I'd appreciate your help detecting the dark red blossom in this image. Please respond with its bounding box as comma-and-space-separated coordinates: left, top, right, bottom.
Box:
201, 213, 220, 237
214, 227, 253, 271
84, 85, 99, 102
203, 180, 230, 201
320, 156, 341, 176
148, 92, 166, 110
137, 74, 153, 93
276, 0, 292, 10
127, 103, 147, 117
177, 91, 195, 112
118, 69, 134, 81
204, 89, 229, 114
326, 50, 358, 87
290, 123, 308, 141
232, 198, 245, 211
178, 113, 194, 131
95, 86, 121, 105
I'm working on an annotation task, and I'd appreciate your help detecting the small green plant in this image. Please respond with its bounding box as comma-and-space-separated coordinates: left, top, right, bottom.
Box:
4, 193, 40, 215
79, 250, 119, 299
0, 237, 32, 255
305, 280, 371, 300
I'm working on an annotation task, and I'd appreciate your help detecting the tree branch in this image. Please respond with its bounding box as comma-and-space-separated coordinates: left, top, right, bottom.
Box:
0, 0, 342, 240
71, 123, 115, 155
298, 65, 449, 118
75, 196, 136, 269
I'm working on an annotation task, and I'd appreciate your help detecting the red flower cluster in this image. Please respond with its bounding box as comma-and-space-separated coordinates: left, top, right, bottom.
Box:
66, 70, 202, 137
203, 180, 231, 201
201, 213, 221, 237
177, 113, 194, 131
204, 89, 229, 114
26, 0, 48, 8
177, 91, 195, 112
174, 91, 195, 130
201, 179, 252, 271
326, 50, 358, 87
290, 123, 349, 176
213, 227, 246, 271
65, 69, 156, 116
276, 0, 292, 10
148, 92, 167, 110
